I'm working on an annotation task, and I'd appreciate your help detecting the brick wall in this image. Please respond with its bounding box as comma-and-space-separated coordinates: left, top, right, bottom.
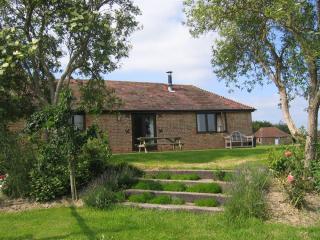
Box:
8, 111, 253, 153
156, 111, 253, 151
86, 113, 132, 153
90, 111, 253, 153
259, 136, 293, 145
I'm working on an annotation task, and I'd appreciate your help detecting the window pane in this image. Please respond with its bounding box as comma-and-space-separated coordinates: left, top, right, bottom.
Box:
73, 115, 84, 130
197, 114, 206, 132
207, 114, 216, 131
217, 113, 225, 132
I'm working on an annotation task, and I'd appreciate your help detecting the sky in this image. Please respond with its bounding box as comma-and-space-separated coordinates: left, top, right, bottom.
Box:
107, 0, 308, 127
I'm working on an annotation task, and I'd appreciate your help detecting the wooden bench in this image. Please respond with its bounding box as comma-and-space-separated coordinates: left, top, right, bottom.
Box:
137, 137, 184, 153
224, 131, 254, 149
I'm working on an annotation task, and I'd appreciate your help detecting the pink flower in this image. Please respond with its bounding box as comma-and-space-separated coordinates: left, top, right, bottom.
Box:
287, 173, 294, 183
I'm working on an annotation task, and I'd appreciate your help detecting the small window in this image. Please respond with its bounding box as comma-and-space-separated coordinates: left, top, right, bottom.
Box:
207, 114, 216, 131
72, 114, 85, 130
197, 113, 218, 133
197, 114, 207, 132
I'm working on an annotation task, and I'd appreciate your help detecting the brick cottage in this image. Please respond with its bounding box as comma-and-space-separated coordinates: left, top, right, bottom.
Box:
69, 73, 255, 153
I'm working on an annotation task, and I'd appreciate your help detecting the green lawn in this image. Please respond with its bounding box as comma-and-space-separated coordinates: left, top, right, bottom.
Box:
0, 206, 319, 240
111, 146, 272, 170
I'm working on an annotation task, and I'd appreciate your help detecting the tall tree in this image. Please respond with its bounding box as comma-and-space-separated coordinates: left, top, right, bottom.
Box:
184, 0, 320, 171
0, 0, 140, 200
0, 0, 140, 105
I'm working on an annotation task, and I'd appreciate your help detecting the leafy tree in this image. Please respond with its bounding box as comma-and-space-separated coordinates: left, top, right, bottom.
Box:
184, 0, 320, 171
0, 0, 140, 200
0, 0, 140, 105
26, 89, 111, 200
0, 28, 35, 126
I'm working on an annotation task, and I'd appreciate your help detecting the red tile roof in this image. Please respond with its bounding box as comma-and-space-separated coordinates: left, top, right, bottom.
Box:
254, 127, 290, 138
70, 80, 255, 112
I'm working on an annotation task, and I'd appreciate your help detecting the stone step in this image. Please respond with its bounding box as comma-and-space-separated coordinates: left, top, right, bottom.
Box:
137, 178, 232, 192
124, 189, 229, 204
144, 169, 235, 180
122, 202, 224, 213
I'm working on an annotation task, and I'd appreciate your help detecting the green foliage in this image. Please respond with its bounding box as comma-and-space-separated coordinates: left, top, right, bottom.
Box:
171, 174, 201, 180
187, 183, 222, 194
76, 132, 112, 188
268, 145, 309, 208
0, 1, 140, 104
132, 181, 188, 192
214, 170, 234, 182
127, 193, 185, 205
110, 163, 143, 188
312, 160, 320, 193
147, 172, 201, 180
268, 145, 304, 175
82, 162, 141, 208
132, 181, 163, 191
184, 0, 308, 96
148, 195, 172, 204
0, 130, 34, 198
111, 146, 270, 169
162, 182, 187, 192
194, 198, 219, 207
23, 89, 112, 202
79, 79, 122, 114
1, 207, 320, 240
0, 28, 35, 125
225, 167, 270, 220
83, 186, 124, 209
127, 192, 154, 203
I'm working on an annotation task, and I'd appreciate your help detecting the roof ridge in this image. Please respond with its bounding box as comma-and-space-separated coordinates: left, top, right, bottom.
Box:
70, 78, 192, 87
189, 85, 255, 110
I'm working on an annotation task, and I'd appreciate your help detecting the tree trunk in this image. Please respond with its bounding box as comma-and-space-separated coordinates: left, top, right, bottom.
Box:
304, 101, 319, 170
69, 159, 78, 201
279, 88, 300, 137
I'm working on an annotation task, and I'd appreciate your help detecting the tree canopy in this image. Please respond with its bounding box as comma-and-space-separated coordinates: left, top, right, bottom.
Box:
184, 0, 320, 168
0, 0, 140, 106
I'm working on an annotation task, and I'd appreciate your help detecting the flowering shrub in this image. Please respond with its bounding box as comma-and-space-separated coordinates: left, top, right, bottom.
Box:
0, 174, 6, 188
268, 145, 308, 208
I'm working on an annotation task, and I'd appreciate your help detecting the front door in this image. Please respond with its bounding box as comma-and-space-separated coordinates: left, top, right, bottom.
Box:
275, 138, 280, 145
132, 113, 156, 151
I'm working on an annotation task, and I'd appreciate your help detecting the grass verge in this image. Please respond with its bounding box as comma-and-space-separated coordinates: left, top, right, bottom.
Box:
0, 206, 319, 239
111, 146, 271, 170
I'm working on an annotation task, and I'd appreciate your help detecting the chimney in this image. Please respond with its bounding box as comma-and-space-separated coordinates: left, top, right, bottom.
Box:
166, 71, 175, 92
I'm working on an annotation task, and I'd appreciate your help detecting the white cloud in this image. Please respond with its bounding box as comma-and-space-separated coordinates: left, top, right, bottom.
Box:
114, 0, 217, 84
108, 0, 311, 128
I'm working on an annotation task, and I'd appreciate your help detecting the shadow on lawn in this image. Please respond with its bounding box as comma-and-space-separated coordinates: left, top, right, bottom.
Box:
69, 206, 97, 240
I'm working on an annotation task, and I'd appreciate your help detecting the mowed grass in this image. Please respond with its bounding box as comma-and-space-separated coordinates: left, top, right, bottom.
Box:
111, 146, 272, 170
0, 206, 319, 240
